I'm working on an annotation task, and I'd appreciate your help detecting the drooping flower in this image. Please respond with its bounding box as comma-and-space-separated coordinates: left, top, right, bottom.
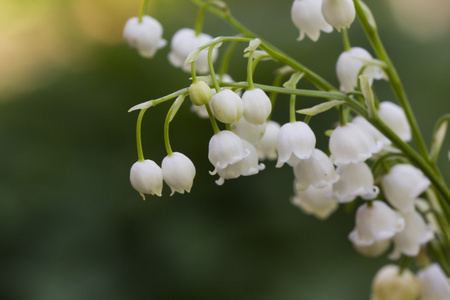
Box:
349, 201, 405, 246
231, 117, 267, 147
321, 0, 356, 30
353, 239, 391, 258
291, 184, 338, 220
293, 148, 339, 190
210, 89, 244, 124
162, 152, 196, 196
336, 47, 385, 92
378, 101, 412, 142
257, 120, 281, 161
332, 162, 379, 203
129, 159, 163, 198
291, 0, 333, 42
382, 164, 430, 213
168, 28, 218, 74
208, 130, 249, 173
213, 139, 265, 185
389, 210, 434, 259
242, 88, 272, 125
371, 265, 419, 300
418, 264, 450, 300
276, 121, 316, 167
329, 123, 378, 166
123, 16, 167, 58
352, 116, 391, 153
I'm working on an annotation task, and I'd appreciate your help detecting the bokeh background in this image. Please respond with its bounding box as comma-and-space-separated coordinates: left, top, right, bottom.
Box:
1, 0, 449, 299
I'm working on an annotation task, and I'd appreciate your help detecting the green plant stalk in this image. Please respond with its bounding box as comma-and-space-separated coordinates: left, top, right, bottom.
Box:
194, 4, 206, 36
289, 94, 296, 123
247, 51, 255, 90
354, 0, 429, 159
191, 61, 198, 83
219, 41, 239, 78
342, 28, 351, 52
205, 103, 220, 134
190, 0, 335, 91
209, 46, 221, 92
138, 0, 150, 23
136, 108, 148, 162
164, 103, 177, 157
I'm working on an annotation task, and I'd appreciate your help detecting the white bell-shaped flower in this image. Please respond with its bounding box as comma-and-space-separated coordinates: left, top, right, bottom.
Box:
294, 149, 339, 190
389, 210, 434, 259
349, 201, 405, 246
242, 88, 272, 125
329, 123, 378, 166
291, 0, 333, 42
210, 89, 244, 124
130, 159, 163, 198
291, 185, 338, 220
352, 116, 391, 153
208, 130, 249, 173
418, 263, 450, 300
336, 47, 385, 92
332, 162, 379, 203
382, 164, 430, 213
378, 101, 412, 142
162, 152, 196, 196
371, 265, 419, 300
257, 120, 280, 161
353, 239, 391, 258
276, 121, 316, 167
231, 117, 266, 148
168, 28, 218, 74
123, 16, 167, 58
321, 0, 356, 30
213, 140, 265, 185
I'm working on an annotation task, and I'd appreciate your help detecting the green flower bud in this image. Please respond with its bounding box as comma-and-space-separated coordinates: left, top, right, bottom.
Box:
189, 81, 212, 106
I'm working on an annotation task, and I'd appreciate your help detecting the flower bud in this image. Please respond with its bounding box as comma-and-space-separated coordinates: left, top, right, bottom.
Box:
242, 88, 272, 125
321, 0, 356, 30
162, 152, 196, 196
130, 159, 163, 199
371, 265, 419, 300
189, 81, 212, 106
210, 89, 244, 124
123, 16, 166, 58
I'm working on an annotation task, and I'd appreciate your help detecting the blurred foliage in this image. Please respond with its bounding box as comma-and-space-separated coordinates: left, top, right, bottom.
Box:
0, 0, 449, 299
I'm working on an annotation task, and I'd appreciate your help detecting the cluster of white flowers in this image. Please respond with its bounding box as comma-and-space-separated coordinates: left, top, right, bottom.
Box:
123, 0, 450, 297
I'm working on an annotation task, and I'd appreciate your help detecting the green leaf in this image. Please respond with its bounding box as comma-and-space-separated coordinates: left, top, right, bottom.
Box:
283, 72, 304, 89
296, 100, 345, 116
169, 95, 186, 122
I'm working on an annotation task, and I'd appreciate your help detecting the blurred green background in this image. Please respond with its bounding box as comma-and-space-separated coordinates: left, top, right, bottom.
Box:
0, 0, 449, 299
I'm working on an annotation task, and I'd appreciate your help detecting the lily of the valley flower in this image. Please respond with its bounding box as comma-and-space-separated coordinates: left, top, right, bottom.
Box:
321, 0, 356, 30
168, 28, 218, 74
291, 0, 333, 42
389, 210, 434, 259
329, 123, 378, 166
382, 164, 430, 213
276, 121, 316, 167
231, 117, 266, 147
242, 88, 272, 125
291, 184, 338, 220
123, 16, 166, 58
208, 130, 249, 173
352, 116, 390, 153
257, 120, 280, 161
371, 265, 419, 300
294, 148, 339, 190
349, 201, 405, 246
353, 239, 391, 258
130, 159, 163, 198
210, 89, 244, 124
162, 152, 196, 196
332, 162, 379, 203
189, 81, 212, 106
418, 264, 450, 300
378, 101, 412, 142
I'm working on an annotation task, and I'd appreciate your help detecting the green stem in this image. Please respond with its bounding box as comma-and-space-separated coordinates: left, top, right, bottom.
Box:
354, 0, 429, 159
138, 0, 150, 23
430, 114, 450, 164
304, 115, 311, 124
268, 73, 287, 120
208, 46, 221, 92
191, 61, 198, 83
247, 51, 255, 90
164, 104, 178, 157
136, 108, 148, 162
289, 94, 296, 123
339, 105, 346, 126
205, 102, 220, 134
194, 5, 206, 36
342, 28, 351, 51
128, 88, 189, 112
190, 0, 335, 91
